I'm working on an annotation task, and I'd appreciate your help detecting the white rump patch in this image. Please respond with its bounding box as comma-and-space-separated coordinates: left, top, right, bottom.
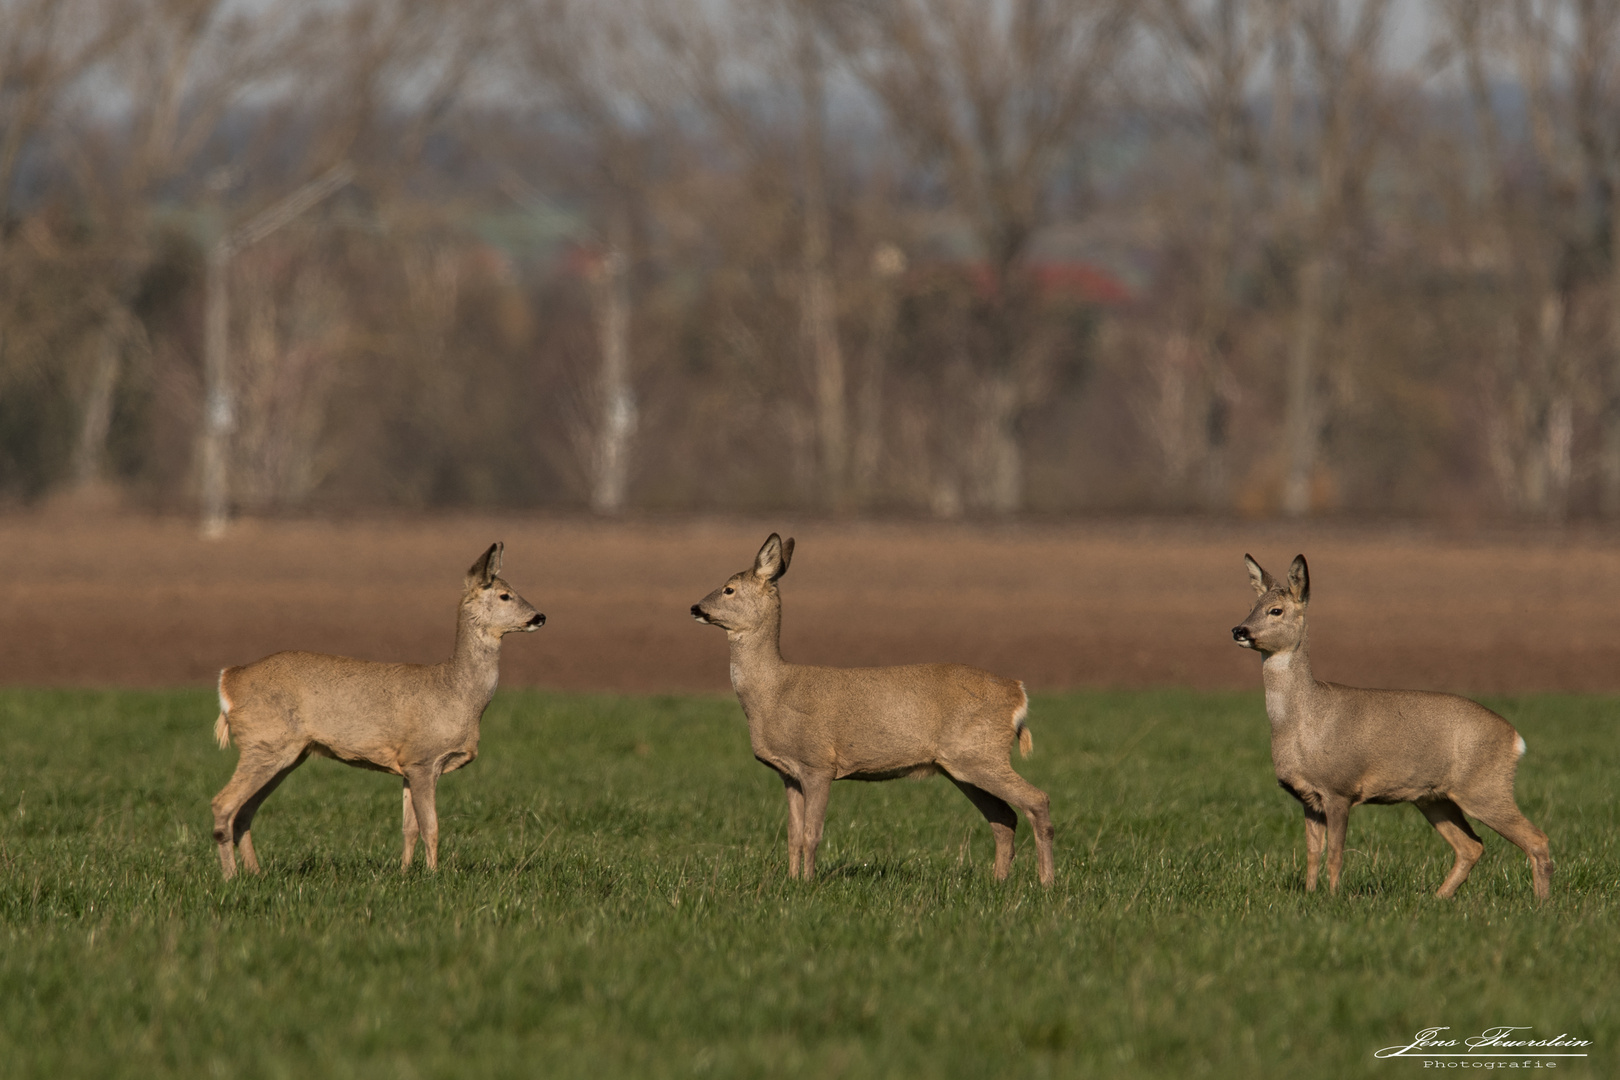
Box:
214, 670, 234, 750
1515, 733, 1527, 758
1012, 682, 1029, 733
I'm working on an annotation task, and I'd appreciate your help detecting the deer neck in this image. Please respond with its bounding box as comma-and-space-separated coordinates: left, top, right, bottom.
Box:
1259, 628, 1321, 733
725, 606, 788, 706
449, 610, 504, 706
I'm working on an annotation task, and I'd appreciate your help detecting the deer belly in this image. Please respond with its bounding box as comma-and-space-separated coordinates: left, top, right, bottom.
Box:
839, 762, 939, 782
439, 748, 477, 773
307, 740, 403, 774
833, 735, 937, 780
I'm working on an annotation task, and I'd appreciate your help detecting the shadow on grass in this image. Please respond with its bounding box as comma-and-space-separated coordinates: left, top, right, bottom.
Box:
812, 859, 913, 882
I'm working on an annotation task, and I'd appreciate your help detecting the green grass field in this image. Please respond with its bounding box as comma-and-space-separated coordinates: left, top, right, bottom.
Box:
0, 688, 1614, 1079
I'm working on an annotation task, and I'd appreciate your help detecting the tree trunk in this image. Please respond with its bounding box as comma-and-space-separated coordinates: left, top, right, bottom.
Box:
1531, 293, 1571, 522
797, 18, 848, 513
588, 209, 635, 515
852, 245, 904, 506
969, 373, 1022, 515
1603, 168, 1620, 517
72, 316, 124, 491
1281, 250, 1327, 517
199, 240, 233, 538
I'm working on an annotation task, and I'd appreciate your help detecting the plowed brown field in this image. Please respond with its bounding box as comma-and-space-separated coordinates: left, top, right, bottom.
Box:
5, 510, 1620, 694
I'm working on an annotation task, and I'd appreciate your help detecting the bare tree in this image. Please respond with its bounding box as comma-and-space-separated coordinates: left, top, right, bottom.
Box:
645, 0, 861, 511
1558, 0, 1620, 516
0, 0, 127, 471
49, 0, 314, 504
794, 4, 853, 511
510, 0, 677, 515
1443, 0, 1620, 521
1144, 0, 1271, 507
1272, 0, 1402, 517
851, 241, 908, 503
0, 0, 124, 226
834, 0, 1130, 514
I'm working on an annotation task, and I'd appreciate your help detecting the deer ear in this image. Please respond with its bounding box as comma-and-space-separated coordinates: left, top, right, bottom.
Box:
1244, 554, 1274, 596
467, 542, 502, 588
754, 533, 791, 582
1287, 554, 1309, 604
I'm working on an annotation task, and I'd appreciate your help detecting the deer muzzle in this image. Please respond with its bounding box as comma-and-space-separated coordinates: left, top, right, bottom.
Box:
1232, 625, 1253, 646
691, 604, 710, 624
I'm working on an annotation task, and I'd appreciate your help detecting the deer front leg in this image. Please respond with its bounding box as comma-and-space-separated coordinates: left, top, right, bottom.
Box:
401, 781, 420, 870
404, 766, 440, 871
1302, 806, 1327, 892
780, 773, 806, 879
1322, 796, 1352, 894
799, 773, 833, 880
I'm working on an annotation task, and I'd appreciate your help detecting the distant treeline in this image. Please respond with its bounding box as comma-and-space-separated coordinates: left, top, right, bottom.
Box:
3, 0, 1620, 522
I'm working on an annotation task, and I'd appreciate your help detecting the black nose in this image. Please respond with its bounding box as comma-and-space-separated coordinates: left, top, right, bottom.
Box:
691, 604, 705, 618
1232, 626, 1249, 641
529, 613, 545, 627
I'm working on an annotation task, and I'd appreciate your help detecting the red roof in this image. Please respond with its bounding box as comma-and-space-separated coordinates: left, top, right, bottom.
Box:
962, 260, 1132, 305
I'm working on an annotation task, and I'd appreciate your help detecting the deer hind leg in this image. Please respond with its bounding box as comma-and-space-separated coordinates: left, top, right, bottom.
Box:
231, 758, 304, 875
403, 767, 441, 871
401, 782, 420, 870
210, 745, 305, 880
798, 773, 833, 881
779, 773, 807, 879
1322, 796, 1352, 894
948, 778, 1018, 881
1302, 806, 1327, 892
1416, 799, 1484, 899
956, 767, 1054, 886
1455, 796, 1554, 901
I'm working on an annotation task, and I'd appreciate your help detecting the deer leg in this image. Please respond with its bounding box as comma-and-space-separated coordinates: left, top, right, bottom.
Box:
231, 759, 303, 875
799, 773, 832, 881
1302, 807, 1327, 892
948, 777, 1018, 881
1417, 799, 1484, 899
780, 773, 806, 879
957, 768, 1054, 886
210, 747, 304, 880
1456, 797, 1554, 901
401, 781, 420, 870
1322, 797, 1352, 894
404, 767, 440, 871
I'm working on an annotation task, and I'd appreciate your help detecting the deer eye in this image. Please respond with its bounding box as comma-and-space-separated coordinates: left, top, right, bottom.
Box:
500, 593, 511, 601
1269, 608, 1283, 616
723, 586, 735, 595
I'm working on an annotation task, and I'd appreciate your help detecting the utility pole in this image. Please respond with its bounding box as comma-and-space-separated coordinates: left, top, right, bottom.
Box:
199, 162, 354, 538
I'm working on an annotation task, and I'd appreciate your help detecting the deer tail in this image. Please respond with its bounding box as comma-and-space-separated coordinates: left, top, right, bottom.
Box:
1013, 682, 1033, 758
214, 670, 233, 750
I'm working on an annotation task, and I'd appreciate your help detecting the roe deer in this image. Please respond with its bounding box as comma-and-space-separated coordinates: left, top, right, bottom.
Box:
209, 542, 544, 879
1232, 554, 1552, 899
691, 534, 1055, 885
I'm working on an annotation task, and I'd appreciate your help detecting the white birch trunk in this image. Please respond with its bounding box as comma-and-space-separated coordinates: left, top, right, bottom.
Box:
199, 240, 234, 538
588, 212, 635, 515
